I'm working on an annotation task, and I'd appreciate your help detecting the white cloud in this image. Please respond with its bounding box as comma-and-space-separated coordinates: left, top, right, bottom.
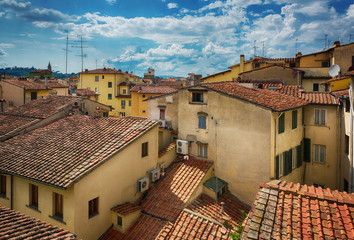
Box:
106, 0, 116, 4
348, 4, 354, 17
167, 3, 178, 9
0, 43, 14, 48
0, 49, 7, 56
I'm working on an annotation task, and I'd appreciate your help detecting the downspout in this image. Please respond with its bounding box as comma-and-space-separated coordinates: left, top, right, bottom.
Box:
10, 175, 13, 210
302, 107, 306, 184
273, 112, 284, 179
336, 105, 341, 189
349, 82, 354, 193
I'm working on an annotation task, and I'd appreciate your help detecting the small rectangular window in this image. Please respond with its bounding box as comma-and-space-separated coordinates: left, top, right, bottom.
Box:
108, 94, 112, 100
29, 184, 38, 208
95, 76, 99, 82
129, 100, 131, 106
314, 145, 326, 163
160, 109, 165, 120
292, 110, 297, 129
142, 142, 148, 157
31, 92, 37, 101
198, 144, 208, 158
278, 114, 285, 134
322, 61, 329, 67
88, 197, 99, 218
289, 62, 296, 68
0, 175, 6, 197
121, 100, 126, 106
192, 92, 203, 103
102, 75, 104, 79
345, 135, 349, 154
108, 82, 112, 88
198, 115, 207, 129
255, 63, 260, 68
121, 112, 126, 117
314, 109, 326, 125
313, 83, 319, 92
53, 192, 63, 219
346, 100, 350, 113
103, 112, 109, 117
117, 215, 123, 227
123, 89, 127, 94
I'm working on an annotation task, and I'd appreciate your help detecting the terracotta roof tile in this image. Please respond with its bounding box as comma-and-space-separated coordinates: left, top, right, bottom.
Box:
0, 115, 39, 138
345, 70, 354, 76
187, 193, 250, 229
79, 68, 120, 74
111, 203, 141, 216
76, 88, 98, 96
2, 96, 79, 119
242, 181, 354, 239
253, 57, 297, 63
100, 227, 125, 240
300, 92, 340, 105
158, 141, 176, 158
0, 115, 157, 188
203, 82, 308, 112
3, 79, 51, 90
130, 85, 178, 94
0, 205, 77, 239
332, 89, 349, 97
321, 75, 351, 84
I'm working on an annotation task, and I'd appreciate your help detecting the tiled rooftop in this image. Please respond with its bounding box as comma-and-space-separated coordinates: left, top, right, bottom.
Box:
332, 89, 349, 97
158, 141, 176, 158
301, 91, 340, 105
0, 115, 157, 188
187, 193, 250, 229
0, 114, 40, 138
76, 88, 97, 96
79, 68, 121, 74
242, 180, 354, 239
3, 79, 50, 90
0, 205, 78, 239
140, 157, 213, 221
2, 96, 78, 119
111, 203, 141, 216
130, 85, 178, 94
203, 82, 308, 112
321, 75, 351, 84
253, 57, 297, 63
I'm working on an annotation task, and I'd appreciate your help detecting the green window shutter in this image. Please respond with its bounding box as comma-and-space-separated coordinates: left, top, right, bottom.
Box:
275, 155, 279, 179
283, 151, 288, 176
289, 149, 293, 174
304, 138, 311, 162
278, 114, 285, 134
292, 111, 297, 129
296, 145, 302, 167
302, 108, 305, 126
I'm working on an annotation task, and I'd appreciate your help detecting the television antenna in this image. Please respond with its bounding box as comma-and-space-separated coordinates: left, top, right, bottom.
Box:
328, 64, 340, 78
62, 30, 72, 74
72, 35, 90, 72
253, 40, 257, 57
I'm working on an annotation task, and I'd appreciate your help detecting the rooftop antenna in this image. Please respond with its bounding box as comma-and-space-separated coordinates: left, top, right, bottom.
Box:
253, 40, 257, 57
261, 41, 266, 57
62, 30, 71, 74
72, 35, 90, 72
295, 39, 298, 54
316, 34, 327, 50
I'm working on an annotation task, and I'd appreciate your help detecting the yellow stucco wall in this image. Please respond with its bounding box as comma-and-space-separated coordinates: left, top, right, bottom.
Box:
25, 89, 51, 104
303, 105, 339, 189
299, 52, 330, 68
53, 87, 68, 96
0, 81, 24, 107
240, 66, 299, 85
302, 79, 327, 92
328, 77, 351, 92
131, 92, 163, 117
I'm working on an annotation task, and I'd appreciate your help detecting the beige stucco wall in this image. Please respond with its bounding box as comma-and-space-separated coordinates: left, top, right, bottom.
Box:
340, 103, 350, 191
0, 81, 24, 107
148, 94, 179, 130
240, 66, 299, 85
303, 105, 340, 189
302, 78, 327, 92
72, 125, 159, 240
332, 44, 354, 73
0, 174, 11, 208
112, 210, 141, 232
24, 89, 51, 104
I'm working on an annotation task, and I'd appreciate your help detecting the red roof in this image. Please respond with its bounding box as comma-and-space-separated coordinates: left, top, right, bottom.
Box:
253, 57, 297, 63
0, 205, 77, 239
0, 115, 157, 188
345, 70, 354, 76
158, 141, 176, 158
76, 88, 97, 96
332, 89, 349, 97
242, 181, 354, 239
130, 85, 178, 94
79, 68, 120, 74
203, 82, 308, 112
0, 115, 40, 138
321, 75, 351, 84
301, 91, 340, 105
3, 79, 50, 90
111, 203, 141, 216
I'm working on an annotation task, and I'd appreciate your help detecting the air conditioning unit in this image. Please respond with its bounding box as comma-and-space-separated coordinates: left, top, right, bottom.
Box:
137, 177, 149, 192
150, 169, 160, 182
158, 120, 166, 128
176, 140, 188, 155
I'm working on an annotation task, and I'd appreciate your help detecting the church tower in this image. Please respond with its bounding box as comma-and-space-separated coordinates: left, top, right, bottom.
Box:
47, 62, 52, 71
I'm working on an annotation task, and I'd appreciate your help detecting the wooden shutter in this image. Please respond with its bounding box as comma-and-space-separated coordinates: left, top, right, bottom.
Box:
292, 111, 297, 129
296, 145, 302, 167
304, 138, 311, 162
288, 149, 293, 174
275, 155, 279, 179
283, 151, 288, 176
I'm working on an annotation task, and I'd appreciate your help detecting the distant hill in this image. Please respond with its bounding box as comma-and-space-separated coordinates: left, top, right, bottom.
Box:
0, 67, 77, 78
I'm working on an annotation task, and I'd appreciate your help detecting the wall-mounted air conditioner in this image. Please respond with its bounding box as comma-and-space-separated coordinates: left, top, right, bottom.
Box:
158, 120, 166, 128
150, 169, 160, 182
176, 140, 188, 155
137, 177, 149, 192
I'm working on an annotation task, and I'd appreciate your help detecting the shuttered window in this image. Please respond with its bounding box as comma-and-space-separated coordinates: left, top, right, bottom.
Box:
292, 110, 297, 129
29, 184, 38, 208
314, 109, 326, 125
53, 192, 63, 219
296, 145, 302, 167
292, 147, 297, 169
314, 145, 326, 163
278, 114, 285, 134
0, 175, 6, 196
275, 155, 279, 179
198, 115, 207, 129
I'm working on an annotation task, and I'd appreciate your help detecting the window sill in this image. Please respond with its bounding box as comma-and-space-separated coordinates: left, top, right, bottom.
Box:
0, 194, 8, 200
189, 102, 207, 105
26, 205, 41, 213
49, 215, 66, 225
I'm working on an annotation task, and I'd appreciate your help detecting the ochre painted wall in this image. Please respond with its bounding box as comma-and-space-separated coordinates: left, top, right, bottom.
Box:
25, 89, 51, 104
131, 92, 163, 117
0, 81, 24, 106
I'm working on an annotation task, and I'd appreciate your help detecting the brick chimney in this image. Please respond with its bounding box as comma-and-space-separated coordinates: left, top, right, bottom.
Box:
240, 54, 245, 73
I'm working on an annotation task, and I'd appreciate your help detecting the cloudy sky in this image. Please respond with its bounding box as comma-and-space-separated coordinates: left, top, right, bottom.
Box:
0, 0, 353, 77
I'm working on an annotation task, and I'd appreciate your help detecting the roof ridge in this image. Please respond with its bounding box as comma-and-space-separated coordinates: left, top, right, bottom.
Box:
182, 208, 225, 227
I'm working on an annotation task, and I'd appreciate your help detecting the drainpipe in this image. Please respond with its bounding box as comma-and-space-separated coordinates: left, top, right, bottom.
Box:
273, 112, 284, 179
336, 105, 341, 189
10, 175, 13, 210
349, 81, 354, 193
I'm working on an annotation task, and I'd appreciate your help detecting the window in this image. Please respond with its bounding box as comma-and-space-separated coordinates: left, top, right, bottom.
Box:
292, 148, 297, 169
198, 115, 207, 129
192, 92, 203, 103
123, 89, 127, 94
0, 175, 6, 197
292, 110, 297, 129
160, 109, 165, 120
108, 82, 112, 88
279, 154, 284, 177
314, 145, 326, 163
314, 109, 326, 125
346, 100, 350, 113
121, 100, 125, 109
108, 94, 112, 100
117, 215, 123, 227
198, 144, 208, 158
121, 112, 126, 117
31, 92, 37, 100
95, 76, 99, 82
313, 83, 319, 92
129, 100, 131, 106
103, 112, 109, 117
142, 142, 148, 157
345, 135, 349, 154
255, 63, 260, 68
53, 192, 63, 219
322, 61, 329, 67
142, 95, 146, 98
29, 184, 38, 208
125, 78, 129, 82
289, 62, 296, 68
88, 197, 99, 218
102, 75, 104, 79
278, 114, 285, 134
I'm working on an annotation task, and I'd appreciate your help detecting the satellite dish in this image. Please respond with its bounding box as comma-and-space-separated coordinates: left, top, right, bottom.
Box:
328, 64, 340, 77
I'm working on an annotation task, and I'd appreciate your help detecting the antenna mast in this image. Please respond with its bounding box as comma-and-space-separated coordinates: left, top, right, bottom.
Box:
72, 35, 90, 72
62, 30, 72, 75
295, 39, 298, 54
261, 41, 266, 57
253, 40, 257, 57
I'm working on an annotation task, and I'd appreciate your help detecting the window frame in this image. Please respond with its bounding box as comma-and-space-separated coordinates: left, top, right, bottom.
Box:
53, 192, 63, 220
278, 114, 285, 134
30, 92, 37, 101
108, 94, 112, 100
292, 110, 297, 129
117, 215, 123, 227
123, 89, 127, 94
88, 197, 99, 218
192, 92, 204, 103
129, 100, 131, 106
313, 83, 319, 92
313, 144, 326, 163
198, 144, 208, 158
160, 108, 165, 120
108, 82, 112, 88
314, 108, 326, 126
198, 115, 207, 129
29, 184, 38, 209
95, 76, 99, 82
0, 175, 6, 197
142, 142, 148, 158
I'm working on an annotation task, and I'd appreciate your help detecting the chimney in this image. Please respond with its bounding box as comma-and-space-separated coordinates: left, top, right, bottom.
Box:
220, 202, 225, 214
333, 41, 340, 48
296, 52, 302, 58
45, 77, 48, 88
240, 55, 245, 73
